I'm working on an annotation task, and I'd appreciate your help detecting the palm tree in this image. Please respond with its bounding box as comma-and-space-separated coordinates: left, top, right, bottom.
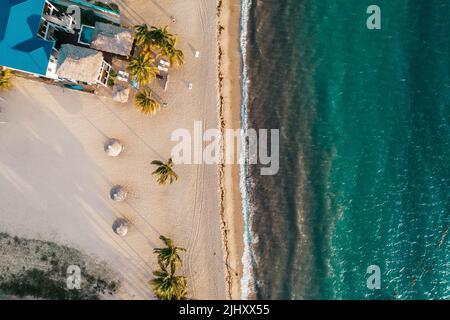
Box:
162, 37, 184, 67
0, 68, 12, 91
154, 235, 186, 271
150, 235, 188, 300
134, 25, 184, 68
150, 266, 187, 300
148, 25, 174, 50
133, 24, 149, 47
127, 54, 158, 85
151, 158, 179, 185
135, 89, 160, 115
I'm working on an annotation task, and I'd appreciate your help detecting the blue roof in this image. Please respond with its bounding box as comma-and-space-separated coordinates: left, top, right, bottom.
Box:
0, 0, 54, 75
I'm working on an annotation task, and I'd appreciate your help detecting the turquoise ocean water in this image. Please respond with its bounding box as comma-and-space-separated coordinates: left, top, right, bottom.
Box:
241, 0, 449, 299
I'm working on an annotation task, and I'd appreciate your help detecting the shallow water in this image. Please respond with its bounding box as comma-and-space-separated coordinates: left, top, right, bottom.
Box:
242, 0, 450, 299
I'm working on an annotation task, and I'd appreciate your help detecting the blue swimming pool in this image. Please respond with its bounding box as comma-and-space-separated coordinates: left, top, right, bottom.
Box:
78, 25, 94, 45
63, 84, 84, 91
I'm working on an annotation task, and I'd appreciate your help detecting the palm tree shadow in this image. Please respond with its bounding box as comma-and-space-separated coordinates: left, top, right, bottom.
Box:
187, 43, 197, 57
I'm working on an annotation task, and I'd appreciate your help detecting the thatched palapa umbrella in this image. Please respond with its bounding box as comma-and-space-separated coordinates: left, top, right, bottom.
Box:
110, 185, 128, 202
112, 218, 129, 236
104, 138, 124, 157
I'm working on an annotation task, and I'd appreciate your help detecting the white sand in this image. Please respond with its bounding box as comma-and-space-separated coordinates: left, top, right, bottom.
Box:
217, 0, 244, 300
0, 0, 226, 299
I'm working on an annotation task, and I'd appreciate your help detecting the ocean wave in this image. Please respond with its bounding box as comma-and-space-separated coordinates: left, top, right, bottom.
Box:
239, 0, 257, 300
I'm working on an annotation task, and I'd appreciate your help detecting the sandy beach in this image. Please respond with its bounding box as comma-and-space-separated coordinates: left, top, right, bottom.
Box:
0, 0, 241, 299
217, 0, 245, 300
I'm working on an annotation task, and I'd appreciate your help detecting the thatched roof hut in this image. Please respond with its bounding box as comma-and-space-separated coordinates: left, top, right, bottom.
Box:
112, 218, 129, 236
56, 44, 104, 83
110, 185, 128, 202
104, 138, 124, 157
91, 22, 133, 57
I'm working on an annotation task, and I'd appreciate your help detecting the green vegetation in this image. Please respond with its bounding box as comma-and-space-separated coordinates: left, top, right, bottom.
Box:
151, 158, 179, 185
147, 26, 174, 51
150, 267, 187, 300
127, 54, 158, 86
132, 24, 184, 68
0, 233, 119, 300
134, 89, 160, 115
108, 69, 118, 87
161, 36, 184, 67
0, 68, 12, 91
150, 236, 187, 300
129, 24, 184, 113
133, 24, 148, 45
154, 235, 186, 271
0, 269, 116, 300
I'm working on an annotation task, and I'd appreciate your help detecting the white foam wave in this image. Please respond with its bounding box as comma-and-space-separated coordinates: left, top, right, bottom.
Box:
239, 0, 257, 300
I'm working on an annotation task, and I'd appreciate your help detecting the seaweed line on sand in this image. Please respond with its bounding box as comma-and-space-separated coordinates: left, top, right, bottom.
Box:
216, 0, 234, 300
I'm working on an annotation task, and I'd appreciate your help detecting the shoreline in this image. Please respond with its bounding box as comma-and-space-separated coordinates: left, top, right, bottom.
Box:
217, 0, 245, 300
